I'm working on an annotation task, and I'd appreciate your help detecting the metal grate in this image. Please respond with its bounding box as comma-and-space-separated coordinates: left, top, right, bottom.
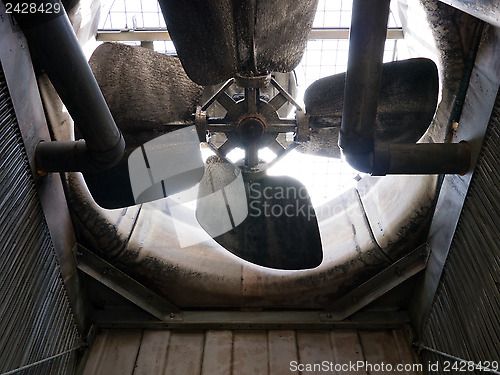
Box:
420, 91, 500, 374
0, 65, 80, 374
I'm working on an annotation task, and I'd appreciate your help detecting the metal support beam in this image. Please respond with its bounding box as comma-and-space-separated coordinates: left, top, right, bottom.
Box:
74, 245, 182, 321
96, 27, 404, 42
93, 310, 410, 330
438, 0, 499, 27
320, 244, 430, 321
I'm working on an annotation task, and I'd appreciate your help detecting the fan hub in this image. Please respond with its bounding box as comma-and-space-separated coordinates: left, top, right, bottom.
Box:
237, 115, 266, 143
198, 76, 305, 178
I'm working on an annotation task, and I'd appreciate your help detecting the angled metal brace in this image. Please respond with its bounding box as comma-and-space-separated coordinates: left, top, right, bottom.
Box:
201, 78, 236, 111
320, 244, 430, 321
73, 244, 182, 321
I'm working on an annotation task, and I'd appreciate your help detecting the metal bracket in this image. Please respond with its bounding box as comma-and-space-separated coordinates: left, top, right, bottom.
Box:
73, 244, 182, 321
320, 244, 430, 321
194, 106, 207, 142
295, 109, 310, 142
234, 73, 272, 88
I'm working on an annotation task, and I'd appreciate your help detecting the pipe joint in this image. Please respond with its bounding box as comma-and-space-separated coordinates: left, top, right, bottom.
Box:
35, 135, 125, 173
341, 150, 374, 174
343, 142, 472, 176
14, 0, 126, 174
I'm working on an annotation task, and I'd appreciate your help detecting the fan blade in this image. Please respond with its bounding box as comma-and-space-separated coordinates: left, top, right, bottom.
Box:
299, 58, 439, 157
157, 0, 318, 85
295, 127, 343, 158
196, 157, 323, 270
82, 43, 204, 208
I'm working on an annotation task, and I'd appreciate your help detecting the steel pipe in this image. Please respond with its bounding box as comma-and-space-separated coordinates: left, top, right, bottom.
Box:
339, 0, 471, 175
339, 0, 390, 156
372, 142, 471, 175
8, 0, 125, 172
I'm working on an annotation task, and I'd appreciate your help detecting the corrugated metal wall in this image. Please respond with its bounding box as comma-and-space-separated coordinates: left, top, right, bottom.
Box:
420, 91, 500, 373
0, 66, 81, 373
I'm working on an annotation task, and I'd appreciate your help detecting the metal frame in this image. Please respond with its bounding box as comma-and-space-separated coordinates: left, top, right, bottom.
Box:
75, 243, 428, 329
96, 27, 404, 42
93, 310, 411, 330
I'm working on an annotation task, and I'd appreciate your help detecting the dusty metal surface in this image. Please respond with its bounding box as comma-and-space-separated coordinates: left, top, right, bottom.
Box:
439, 0, 500, 27
82, 327, 418, 375
106, 187, 393, 309
156, 0, 319, 85
76, 241, 425, 324
84, 42, 204, 208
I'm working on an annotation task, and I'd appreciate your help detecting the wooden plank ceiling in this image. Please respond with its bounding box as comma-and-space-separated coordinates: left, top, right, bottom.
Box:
83, 328, 418, 375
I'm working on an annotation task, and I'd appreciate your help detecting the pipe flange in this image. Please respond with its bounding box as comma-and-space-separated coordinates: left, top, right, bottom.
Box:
295, 109, 310, 142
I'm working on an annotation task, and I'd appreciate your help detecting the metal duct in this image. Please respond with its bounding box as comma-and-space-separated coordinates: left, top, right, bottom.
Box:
419, 91, 500, 372
0, 65, 80, 373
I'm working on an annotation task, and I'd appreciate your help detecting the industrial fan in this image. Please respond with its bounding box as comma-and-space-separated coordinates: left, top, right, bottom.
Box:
82, 0, 441, 270
10, 0, 445, 270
